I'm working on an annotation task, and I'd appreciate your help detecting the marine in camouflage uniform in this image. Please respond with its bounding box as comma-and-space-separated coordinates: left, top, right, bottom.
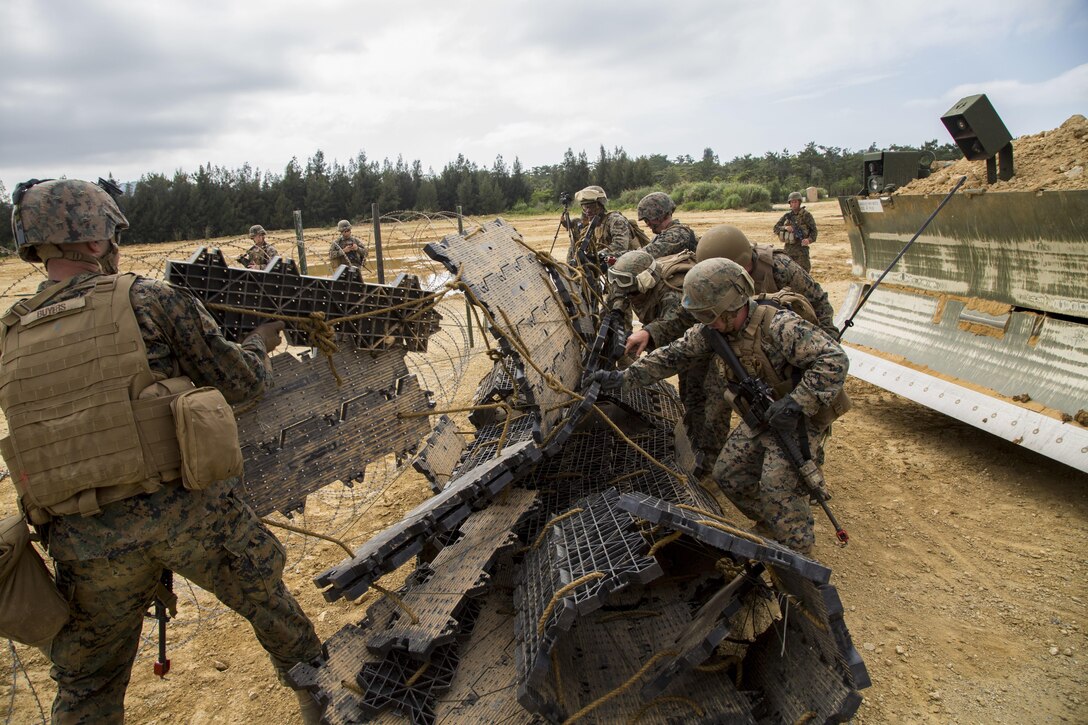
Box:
240, 224, 280, 269
595, 258, 848, 554
569, 185, 640, 264
2, 180, 321, 724
329, 219, 368, 269
608, 251, 720, 462
772, 192, 817, 272
637, 192, 697, 258
693, 225, 836, 337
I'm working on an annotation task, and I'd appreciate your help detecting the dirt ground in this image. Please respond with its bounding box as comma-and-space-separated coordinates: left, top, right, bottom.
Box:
1, 202, 1085, 724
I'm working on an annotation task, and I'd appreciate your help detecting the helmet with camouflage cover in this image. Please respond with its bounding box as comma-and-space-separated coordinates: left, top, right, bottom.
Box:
10, 179, 129, 264
681, 258, 755, 324
695, 224, 753, 268
787, 191, 803, 202
574, 185, 607, 207
636, 192, 675, 222
608, 250, 658, 294
337, 219, 351, 232
249, 224, 267, 237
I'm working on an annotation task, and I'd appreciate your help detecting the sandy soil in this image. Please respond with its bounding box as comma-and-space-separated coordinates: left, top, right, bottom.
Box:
1, 203, 1085, 724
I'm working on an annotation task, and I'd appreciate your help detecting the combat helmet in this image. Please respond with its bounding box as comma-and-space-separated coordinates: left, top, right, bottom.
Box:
681, 258, 755, 324
695, 224, 753, 267
10, 179, 129, 263
249, 224, 267, 237
637, 192, 675, 222
574, 185, 608, 207
337, 219, 351, 232
787, 191, 803, 202
608, 250, 658, 294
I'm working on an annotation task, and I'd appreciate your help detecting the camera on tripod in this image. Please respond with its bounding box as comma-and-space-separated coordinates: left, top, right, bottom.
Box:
559, 191, 572, 206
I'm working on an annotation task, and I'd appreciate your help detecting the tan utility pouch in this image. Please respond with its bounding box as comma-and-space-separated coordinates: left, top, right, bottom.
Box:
0, 515, 69, 647
811, 388, 853, 429
172, 387, 244, 490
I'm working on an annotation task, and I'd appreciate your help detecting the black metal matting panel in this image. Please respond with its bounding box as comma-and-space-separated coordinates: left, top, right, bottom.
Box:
742, 564, 870, 723
519, 577, 758, 723
413, 415, 466, 493
237, 348, 432, 517
165, 246, 440, 351
617, 492, 832, 584
315, 440, 542, 602
642, 563, 766, 700
424, 219, 585, 443
365, 489, 539, 659
286, 623, 381, 724
467, 357, 520, 429
453, 414, 536, 476
514, 489, 663, 698
434, 587, 542, 724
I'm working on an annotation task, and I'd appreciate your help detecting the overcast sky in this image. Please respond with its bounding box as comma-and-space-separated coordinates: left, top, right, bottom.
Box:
2, 0, 1086, 192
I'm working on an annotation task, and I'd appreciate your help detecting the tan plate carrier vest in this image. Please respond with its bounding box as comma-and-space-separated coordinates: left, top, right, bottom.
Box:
728, 290, 851, 429
749, 244, 782, 294
0, 274, 185, 524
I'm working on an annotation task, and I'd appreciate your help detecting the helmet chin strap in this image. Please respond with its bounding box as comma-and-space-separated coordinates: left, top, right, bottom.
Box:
36, 239, 120, 274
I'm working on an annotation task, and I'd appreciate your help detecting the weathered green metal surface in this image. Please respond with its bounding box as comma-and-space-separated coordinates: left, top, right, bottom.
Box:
839, 190, 1088, 316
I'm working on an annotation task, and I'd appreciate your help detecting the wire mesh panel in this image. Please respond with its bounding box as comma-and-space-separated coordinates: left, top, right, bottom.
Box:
165, 247, 441, 351
237, 348, 432, 516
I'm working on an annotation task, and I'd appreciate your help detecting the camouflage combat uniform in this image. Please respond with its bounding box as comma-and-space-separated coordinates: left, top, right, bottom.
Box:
623, 306, 848, 554
748, 245, 835, 335
772, 207, 817, 272
22, 273, 321, 724
329, 235, 368, 268
642, 219, 697, 258
573, 210, 639, 262
240, 242, 280, 269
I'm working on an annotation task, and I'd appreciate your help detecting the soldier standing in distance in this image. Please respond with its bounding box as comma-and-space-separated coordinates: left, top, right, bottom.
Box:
773, 191, 817, 272
588, 258, 849, 554
329, 219, 368, 270
1, 179, 323, 724
637, 192, 697, 258
570, 185, 640, 265
239, 224, 280, 269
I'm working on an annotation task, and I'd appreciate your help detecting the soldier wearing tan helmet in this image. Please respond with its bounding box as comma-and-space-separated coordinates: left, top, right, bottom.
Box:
695, 224, 836, 336
637, 192, 696, 258
2, 179, 322, 723
772, 191, 817, 272
239, 223, 280, 269
329, 219, 368, 270
569, 185, 642, 266
587, 257, 849, 554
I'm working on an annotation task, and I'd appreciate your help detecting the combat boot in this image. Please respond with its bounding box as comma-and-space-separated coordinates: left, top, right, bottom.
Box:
295, 689, 323, 725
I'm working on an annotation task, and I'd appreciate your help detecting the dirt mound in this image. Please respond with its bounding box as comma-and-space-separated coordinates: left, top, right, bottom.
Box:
899, 114, 1088, 194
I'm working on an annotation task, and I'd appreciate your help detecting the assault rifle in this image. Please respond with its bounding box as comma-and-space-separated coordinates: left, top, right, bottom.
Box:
701, 327, 849, 545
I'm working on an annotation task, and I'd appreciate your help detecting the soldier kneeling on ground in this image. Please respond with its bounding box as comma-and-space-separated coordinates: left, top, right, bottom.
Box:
588, 258, 849, 555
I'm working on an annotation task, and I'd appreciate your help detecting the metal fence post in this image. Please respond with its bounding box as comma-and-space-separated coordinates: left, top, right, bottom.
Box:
372, 203, 385, 284
457, 206, 474, 348
293, 211, 308, 274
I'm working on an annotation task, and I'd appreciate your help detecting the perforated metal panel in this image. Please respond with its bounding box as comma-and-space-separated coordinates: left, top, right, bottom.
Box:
237, 348, 432, 516
165, 246, 440, 351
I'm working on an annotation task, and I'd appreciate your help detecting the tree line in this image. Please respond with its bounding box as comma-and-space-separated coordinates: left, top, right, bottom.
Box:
0, 140, 959, 246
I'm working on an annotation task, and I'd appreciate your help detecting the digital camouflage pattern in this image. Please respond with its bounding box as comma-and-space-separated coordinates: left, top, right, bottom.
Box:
586, 210, 638, 259
773, 207, 818, 272
752, 246, 836, 335
643, 219, 697, 258
636, 192, 675, 221
622, 307, 848, 553
329, 235, 368, 268
239, 241, 280, 269
23, 273, 321, 723
12, 180, 128, 262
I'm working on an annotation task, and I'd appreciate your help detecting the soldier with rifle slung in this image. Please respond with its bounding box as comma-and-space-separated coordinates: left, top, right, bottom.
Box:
773, 191, 817, 272
588, 258, 850, 554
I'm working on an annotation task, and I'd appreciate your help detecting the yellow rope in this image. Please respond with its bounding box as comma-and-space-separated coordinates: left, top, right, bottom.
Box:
537, 572, 605, 636
794, 713, 818, 725
647, 530, 683, 557
370, 582, 420, 625
340, 678, 365, 696
551, 645, 567, 710
607, 469, 649, 486
525, 508, 585, 551
629, 695, 705, 723
403, 661, 430, 687
561, 649, 680, 724
590, 404, 687, 484
695, 519, 767, 547
260, 517, 354, 557
767, 568, 828, 633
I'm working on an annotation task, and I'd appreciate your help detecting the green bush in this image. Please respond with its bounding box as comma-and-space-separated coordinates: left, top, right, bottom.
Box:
722, 193, 742, 209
